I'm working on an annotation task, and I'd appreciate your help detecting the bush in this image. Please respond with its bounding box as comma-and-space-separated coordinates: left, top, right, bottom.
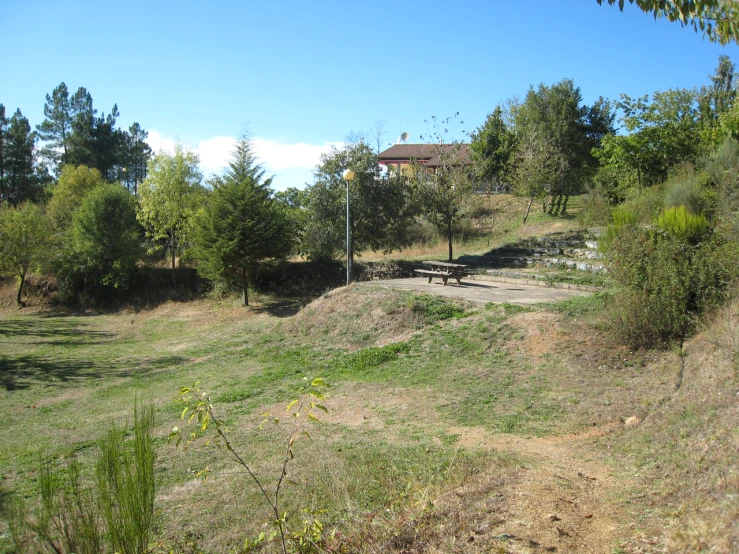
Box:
606, 219, 732, 348
654, 205, 709, 244
578, 185, 612, 227
706, 137, 739, 214
662, 163, 716, 217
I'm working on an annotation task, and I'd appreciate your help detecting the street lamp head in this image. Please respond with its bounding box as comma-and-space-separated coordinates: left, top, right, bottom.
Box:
343, 169, 355, 181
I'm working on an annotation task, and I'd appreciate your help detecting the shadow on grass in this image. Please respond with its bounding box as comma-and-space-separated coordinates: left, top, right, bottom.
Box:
0, 354, 189, 392
0, 482, 12, 521
250, 298, 307, 319
0, 317, 114, 347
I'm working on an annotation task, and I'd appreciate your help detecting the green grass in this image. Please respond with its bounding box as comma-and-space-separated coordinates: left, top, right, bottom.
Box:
0, 287, 685, 551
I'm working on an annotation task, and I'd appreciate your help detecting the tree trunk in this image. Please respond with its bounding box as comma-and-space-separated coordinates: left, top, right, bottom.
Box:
447, 218, 453, 262
16, 271, 25, 306
523, 196, 534, 224
170, 233, 177, 288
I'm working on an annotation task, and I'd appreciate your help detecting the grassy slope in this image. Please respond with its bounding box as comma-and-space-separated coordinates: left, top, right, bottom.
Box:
360, 193, 585, 263
0, 284, 736, 552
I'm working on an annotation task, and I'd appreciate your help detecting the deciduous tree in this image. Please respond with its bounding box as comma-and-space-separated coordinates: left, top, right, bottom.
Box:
597, 0, 739, 45
0, 202, 51, 305
47, 165, 106, 230
513, 79, 614, 198
58, 184, 142, 303
138, 145, 203, 284
509, 132, 559, 223
303, 142, 415, 262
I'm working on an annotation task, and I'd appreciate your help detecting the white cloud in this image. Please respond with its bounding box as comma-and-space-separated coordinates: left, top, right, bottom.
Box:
145, 131, 341, 190
198, 136, 238, 174
251, 138, 342, 171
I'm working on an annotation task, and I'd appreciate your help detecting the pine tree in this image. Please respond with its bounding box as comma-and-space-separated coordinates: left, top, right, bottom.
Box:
5, 109, 38, 205
36, 82, 73, 170
0, 104, 8, 201
122, 123, 152, 194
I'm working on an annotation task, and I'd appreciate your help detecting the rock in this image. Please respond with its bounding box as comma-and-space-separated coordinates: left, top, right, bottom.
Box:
624, 416, 640, 427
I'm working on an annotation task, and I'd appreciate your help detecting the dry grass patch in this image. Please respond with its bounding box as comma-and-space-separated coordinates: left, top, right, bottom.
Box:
600, 298, 739, 553
277, 286, 432, 349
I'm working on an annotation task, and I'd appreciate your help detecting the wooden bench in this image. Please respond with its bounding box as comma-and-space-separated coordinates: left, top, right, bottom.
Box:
414, 269, 453, 285
415, 261, 470, 285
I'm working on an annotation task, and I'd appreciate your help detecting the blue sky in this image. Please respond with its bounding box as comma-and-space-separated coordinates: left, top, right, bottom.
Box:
3, 0, 738, 189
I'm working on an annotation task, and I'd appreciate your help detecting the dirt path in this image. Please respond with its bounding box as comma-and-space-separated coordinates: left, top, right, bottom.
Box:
437, 426, 622, 553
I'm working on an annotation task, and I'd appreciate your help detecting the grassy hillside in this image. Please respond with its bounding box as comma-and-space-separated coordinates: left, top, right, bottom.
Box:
0, 282, 736, 552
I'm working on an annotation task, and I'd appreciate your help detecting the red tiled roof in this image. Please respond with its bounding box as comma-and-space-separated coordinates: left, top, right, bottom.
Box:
378, 143, 471, 167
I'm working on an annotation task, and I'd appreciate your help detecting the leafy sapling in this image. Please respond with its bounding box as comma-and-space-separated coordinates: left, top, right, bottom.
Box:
170, 378, 330, 554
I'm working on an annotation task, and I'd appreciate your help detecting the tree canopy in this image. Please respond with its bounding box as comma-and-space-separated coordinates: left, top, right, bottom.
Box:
58, 184, 142, 302
597, 0, 739, 45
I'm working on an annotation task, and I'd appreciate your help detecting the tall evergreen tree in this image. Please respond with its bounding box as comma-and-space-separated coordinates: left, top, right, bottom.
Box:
5, 109, 39, 205
122, 123, 152, 194
470, 106, 516, 191
0, 104, 8, 201
66, 87, 96, 170
36, 82, 73, 170
194, 138, 291, 306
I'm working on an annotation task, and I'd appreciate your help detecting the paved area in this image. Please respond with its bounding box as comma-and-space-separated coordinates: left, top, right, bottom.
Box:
361, 277, 591, 306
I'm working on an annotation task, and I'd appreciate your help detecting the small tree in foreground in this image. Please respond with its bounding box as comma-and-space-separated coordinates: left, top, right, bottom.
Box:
171, 379, 330, 553
194, 138, 291, 306
0, 202, 51, 305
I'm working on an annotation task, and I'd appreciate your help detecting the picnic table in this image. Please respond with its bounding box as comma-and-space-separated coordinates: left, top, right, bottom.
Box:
414, 261, 470, 285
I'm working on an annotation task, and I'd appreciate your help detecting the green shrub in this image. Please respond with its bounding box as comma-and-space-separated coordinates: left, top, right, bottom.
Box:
9, 402, 156, 554
663, 165, 715, 218
577, 185, 612, 227
605, 218, 732, 348
343, 343, 409, 372
654, 205, 710, 244
706, 137, 739, 213
406, 294, 466, 324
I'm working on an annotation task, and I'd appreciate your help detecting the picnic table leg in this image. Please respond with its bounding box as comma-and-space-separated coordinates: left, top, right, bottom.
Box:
455, 275, 461, 285
442, 275, 449, 285
427, 275, 433, 283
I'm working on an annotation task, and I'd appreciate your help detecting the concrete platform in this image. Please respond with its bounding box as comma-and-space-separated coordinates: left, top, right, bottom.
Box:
361, 277, 591, 306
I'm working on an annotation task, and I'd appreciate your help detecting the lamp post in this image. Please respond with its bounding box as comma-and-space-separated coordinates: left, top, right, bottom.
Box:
342, 168, 355, 286
122, 167, 127, 191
